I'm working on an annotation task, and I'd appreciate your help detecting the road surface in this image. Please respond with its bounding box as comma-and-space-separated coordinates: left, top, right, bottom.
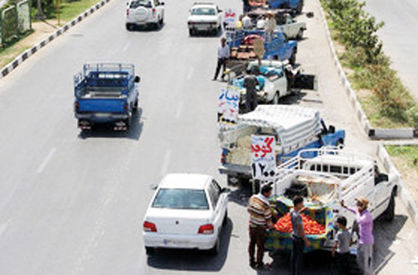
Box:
0, 0, 416, 274
366, 0, 418, 101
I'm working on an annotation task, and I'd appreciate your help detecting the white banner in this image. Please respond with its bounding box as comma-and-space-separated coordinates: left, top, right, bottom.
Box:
251, 135, 277, 180
218, 86, 240, 125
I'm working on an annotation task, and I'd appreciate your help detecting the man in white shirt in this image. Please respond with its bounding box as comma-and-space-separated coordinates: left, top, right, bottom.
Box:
213, 37, 230, 81
242, 14, 252, 29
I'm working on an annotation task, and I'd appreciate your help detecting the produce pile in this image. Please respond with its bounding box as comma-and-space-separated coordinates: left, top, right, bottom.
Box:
274, 212, 326, 235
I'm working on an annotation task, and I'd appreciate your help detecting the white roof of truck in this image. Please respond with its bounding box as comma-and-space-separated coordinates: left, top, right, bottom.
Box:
238, 105, 322, 148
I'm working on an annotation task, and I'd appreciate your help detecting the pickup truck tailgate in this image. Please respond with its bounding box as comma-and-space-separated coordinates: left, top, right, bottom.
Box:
78, 98, 126, 113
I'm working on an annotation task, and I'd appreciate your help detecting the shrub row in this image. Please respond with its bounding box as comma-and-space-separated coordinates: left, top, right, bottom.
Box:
322, 0, 417, 128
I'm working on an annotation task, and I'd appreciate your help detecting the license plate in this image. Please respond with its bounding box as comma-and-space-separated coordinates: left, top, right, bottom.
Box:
163, 239, 189, 246
196, 24, 209, 30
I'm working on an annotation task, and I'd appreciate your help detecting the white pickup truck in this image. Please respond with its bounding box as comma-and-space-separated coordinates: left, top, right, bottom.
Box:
265, 147, 398, 252
230, 60, 317, 105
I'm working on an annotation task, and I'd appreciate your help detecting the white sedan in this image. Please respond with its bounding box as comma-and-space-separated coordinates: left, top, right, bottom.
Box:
143, 174, 228, 255
187, 3, 223, 36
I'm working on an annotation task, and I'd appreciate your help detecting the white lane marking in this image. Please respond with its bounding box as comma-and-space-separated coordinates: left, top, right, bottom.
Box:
186, 68, 194, 80
175, 101, 183, 119
36, 147, 56, 174
122, 42, 130, 52
160, 149, 171, 176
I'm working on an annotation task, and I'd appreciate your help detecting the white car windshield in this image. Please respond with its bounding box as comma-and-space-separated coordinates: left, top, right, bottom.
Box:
130, 0, 152, 9
191, 8, 216, 16
152, 188, 209, 210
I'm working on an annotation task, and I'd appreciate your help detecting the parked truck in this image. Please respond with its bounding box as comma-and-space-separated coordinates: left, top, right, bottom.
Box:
249, 0, 304, 14
230, 60, 317, 106
247, 8, 306, 39
227, 29, 298, 64
265, 147, 398, 253
73, 63, 140, 131
218, 105, 345, 185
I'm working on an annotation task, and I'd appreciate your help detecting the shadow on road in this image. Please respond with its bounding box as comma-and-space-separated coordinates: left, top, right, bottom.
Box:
373, 213, 408, 273
146, 218, 233, 271
279, 90, 309, 105
228, 186, 252, 208
78, 108, 144, 140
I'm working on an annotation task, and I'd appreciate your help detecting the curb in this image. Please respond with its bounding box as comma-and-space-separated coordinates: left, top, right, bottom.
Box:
0, 0, 111, 80
376, 144, 418, 226
318, 2, 417, 140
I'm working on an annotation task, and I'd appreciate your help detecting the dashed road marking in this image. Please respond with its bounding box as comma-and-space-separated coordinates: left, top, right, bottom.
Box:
36, 147, 56, 174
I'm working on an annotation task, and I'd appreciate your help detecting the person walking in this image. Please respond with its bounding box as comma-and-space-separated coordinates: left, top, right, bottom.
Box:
291, 196, 311, 275
341, 197, 374, 275
243, 67, 259, 112
247, 184, 274, 269
212, 37, 230, 81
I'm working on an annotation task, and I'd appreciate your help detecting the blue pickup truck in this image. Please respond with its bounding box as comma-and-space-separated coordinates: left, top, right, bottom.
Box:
249, 0, 304, 14
73, 63, 140, 131
227, 30, 298, 64
268, 0, 304, 13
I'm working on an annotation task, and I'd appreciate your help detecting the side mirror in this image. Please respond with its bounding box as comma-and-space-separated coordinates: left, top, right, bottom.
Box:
221, 187, 231, 193
134, 76, 140, 83
150, 184, 158, 190
126, 2, 129, 6
328, 125, 335, 134
218, 9, 222, 13
160, 2, 165, 5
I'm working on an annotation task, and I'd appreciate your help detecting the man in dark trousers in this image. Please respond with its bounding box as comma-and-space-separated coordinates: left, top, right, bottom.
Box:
243, 0, 250, 13
212, 37, 230, 81
291, 196, 311, 275
243, 67, 259, 112
247, 184, 274, 269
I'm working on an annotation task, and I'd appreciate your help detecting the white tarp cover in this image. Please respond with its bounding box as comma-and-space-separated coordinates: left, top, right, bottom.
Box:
238, 105, 322, 149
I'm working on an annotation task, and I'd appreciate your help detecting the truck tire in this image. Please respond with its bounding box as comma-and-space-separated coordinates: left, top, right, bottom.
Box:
126, 23, 134, 31
272, 92, 280, 105
296, 2, 303, 14
296, 29, 304, 40
133, 99, 138, 111
145, 247, 155, 255
189, 29, 195, 36
289, 51, 296, 65
383, 192, 395, 222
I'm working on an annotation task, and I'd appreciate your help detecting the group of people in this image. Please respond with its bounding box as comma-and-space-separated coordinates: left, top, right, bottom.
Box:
247, 184, 375, 275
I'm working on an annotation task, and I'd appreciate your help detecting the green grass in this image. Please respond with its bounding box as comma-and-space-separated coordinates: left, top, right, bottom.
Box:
50, 0, 102, 22
386, 145, 418, 173
0, 30, 33, 67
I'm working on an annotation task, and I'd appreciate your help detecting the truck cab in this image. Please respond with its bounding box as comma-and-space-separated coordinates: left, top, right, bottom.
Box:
73, 63, 140, 131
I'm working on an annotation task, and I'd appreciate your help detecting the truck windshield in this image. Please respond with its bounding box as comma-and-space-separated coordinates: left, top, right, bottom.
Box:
130, 0, 151, 9
192, 8, 215, 16
152, 188, 209, 210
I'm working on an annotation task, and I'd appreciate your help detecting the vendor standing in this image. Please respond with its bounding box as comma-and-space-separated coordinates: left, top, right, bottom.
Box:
247, 184, 274, 269
291, 196, 311, 275
212, 37, 230, 81
243, 68, 259, 112
341, 197, 374, 275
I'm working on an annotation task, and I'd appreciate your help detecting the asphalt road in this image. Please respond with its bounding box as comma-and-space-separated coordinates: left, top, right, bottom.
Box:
365, 0, 418, 101
0, 0, 417, 274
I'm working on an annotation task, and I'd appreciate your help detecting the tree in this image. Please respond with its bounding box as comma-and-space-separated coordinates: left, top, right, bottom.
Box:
35, 0, 46, 19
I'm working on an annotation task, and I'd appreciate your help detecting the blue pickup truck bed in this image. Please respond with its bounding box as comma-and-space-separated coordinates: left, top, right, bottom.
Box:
73, 63, 140, 131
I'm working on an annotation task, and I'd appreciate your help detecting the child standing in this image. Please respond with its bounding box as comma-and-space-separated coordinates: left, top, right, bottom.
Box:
332, 216, 359, 275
